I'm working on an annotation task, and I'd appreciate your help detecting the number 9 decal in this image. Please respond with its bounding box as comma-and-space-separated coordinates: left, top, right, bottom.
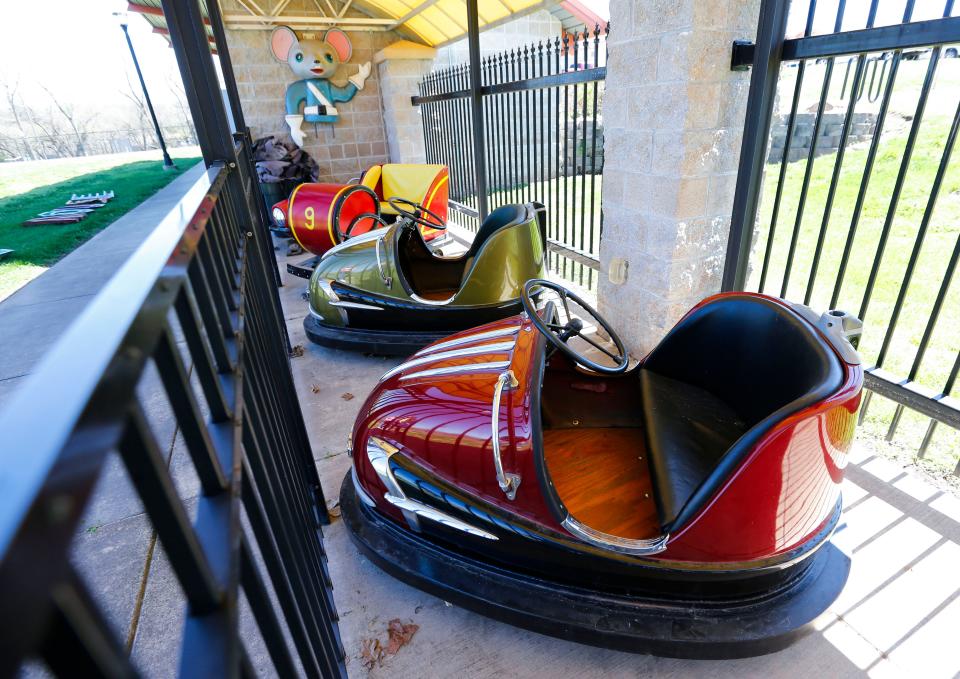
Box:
304, 206, 315, 230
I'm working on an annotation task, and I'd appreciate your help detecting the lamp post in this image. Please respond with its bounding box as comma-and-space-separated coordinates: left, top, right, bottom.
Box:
115, 12, 176, 169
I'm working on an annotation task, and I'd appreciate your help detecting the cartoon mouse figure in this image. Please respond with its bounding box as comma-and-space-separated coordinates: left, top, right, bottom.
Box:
270, 25, 371, 147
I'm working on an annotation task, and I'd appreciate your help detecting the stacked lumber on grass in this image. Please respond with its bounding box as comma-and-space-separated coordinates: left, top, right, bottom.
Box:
22, 192, 115, 226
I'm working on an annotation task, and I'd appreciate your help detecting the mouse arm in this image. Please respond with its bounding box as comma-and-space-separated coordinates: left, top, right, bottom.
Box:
283, 81, 309, 147
347, 62, 372, 90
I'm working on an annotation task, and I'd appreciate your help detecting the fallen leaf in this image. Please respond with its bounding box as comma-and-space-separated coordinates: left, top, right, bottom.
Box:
360, 637, 383, 669
291, 344, 305, 358
311, 384, 321, 393
327, 499, 342, 520
341, 392, 354, 401
384, 618, 419, 655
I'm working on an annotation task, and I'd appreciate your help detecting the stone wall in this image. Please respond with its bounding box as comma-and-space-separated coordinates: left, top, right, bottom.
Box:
768, 112, 877, 163
597, 0, 761, 354
222, 1, 400, 183
377, 48, 436, 165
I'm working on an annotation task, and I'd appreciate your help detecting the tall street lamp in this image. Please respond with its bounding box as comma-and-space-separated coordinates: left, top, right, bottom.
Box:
114, 12, 176, 169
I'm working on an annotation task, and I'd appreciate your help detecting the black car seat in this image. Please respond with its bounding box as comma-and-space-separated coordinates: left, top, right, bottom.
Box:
639, 295, 844, 532
396, 204, 533, 298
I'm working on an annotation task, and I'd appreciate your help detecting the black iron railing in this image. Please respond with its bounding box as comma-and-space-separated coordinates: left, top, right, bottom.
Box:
413, 27, 607, 292
0, 143, 344, 679
726, 0, 960, 472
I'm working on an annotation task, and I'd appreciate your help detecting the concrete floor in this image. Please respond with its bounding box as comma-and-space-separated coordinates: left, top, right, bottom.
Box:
3, 181, 958, 676
272, 248, 960, 679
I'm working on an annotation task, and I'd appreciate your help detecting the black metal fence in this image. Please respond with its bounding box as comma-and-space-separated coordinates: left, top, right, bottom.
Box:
0, 146, 345, 678
726, 0, 960, 473
0, 0, 346, 674
414, 26, 607, 292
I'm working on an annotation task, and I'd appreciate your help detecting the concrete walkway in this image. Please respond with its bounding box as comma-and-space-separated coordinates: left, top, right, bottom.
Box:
0, 163, 206, 409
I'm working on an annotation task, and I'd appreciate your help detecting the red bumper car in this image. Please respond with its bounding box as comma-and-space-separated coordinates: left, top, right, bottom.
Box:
271, 163, 450, 278
340, 284, 863, 658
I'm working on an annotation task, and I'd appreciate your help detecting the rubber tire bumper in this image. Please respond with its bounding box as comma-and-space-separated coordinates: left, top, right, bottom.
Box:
340, 472, 850, 659
304, 314, 452, 356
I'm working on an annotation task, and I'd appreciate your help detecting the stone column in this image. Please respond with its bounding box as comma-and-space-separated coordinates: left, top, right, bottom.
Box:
598, 0, 761, 354
375, 40, 437, 164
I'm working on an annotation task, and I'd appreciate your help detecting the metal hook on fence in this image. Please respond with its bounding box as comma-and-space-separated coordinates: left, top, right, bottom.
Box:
868, 57, 889, 103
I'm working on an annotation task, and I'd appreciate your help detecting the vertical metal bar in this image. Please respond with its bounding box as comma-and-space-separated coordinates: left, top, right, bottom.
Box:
579, 31, 589, 284
803, 2, 879, 304
829, 56, 903, 307
509, 49, 519, 204
721, 0, 793, 291
499, 54, 510, 210
554, 37, 562, 275
909, 233, 960, 381
876, 96, 960, 368
781, 2, 847, 299
239, 538, 300, 679
484, 58, 497, 210
160, 0, 235, 165
466, 0, 489, 220
918, 419, 938, 458
562, 34, 571, 280
570, 32, 580, 282
859, 46, 942, 321
538, 41, 547, 212
206, 0, 245, 134
588, 26, 601, 264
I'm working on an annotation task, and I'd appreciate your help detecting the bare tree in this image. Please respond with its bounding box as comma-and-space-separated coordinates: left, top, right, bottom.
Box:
166, 74, 197, 145
39, 85, 94, 156
119, 73, 157, 150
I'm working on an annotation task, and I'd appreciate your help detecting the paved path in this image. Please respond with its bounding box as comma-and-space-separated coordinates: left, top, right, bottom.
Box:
0, 163, 206, 408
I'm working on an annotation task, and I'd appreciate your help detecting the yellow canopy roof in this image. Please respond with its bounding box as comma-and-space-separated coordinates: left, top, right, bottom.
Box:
361, 0, 545, 46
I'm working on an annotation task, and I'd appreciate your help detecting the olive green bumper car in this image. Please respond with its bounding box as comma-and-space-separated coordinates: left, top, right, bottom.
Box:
305, 200, 547, 355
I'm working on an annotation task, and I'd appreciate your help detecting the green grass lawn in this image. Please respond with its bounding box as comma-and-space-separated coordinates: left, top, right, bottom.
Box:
0, 150, 202, 301
750, 110, 960, 479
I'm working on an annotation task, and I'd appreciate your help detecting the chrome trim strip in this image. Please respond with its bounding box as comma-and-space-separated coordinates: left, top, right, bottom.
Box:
415, 325, 519, 355
375, 235, 392, 289
384, 495, 498, 540
562, 515, 669, 556
366, 437, 419, 530
365, 437, 497, 540
330, 300, 383, 311
381, 341, 514, 381
491, 370, 521, 500
352, 466, 376, 508
409, 292, 454, 306
323, 225, 389, 258
314, 279, 345, 323
399, 360, 511, 381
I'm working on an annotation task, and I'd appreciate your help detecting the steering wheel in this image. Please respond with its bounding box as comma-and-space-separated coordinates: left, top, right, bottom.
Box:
521, 279, 629, 374
387, 197, 446, 231
337, 212, 388, 243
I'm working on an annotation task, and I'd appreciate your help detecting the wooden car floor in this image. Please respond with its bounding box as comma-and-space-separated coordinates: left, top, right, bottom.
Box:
543, 427, 660, 540
416, 288, 458, 301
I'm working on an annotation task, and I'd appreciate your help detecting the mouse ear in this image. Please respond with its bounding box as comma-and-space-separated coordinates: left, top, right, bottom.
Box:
270, 25, 299, 62
323, 28, 352, 63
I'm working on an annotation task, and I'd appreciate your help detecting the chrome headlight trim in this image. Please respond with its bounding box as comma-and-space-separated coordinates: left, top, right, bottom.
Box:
365, 437, 497, 540
272, 206, 286, 227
